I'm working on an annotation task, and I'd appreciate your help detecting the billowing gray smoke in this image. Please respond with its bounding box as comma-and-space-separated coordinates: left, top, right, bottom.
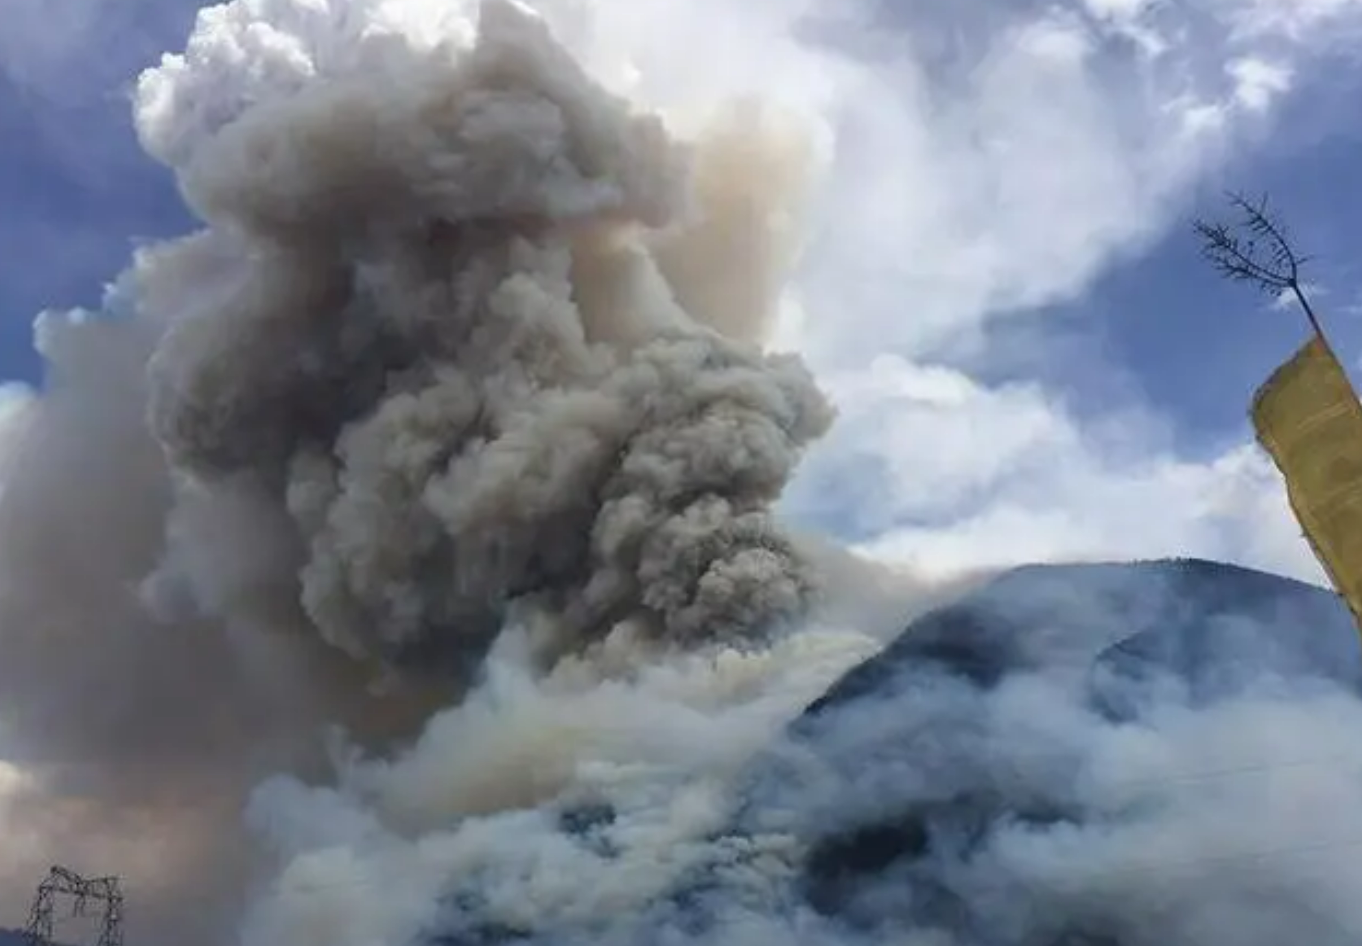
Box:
0, 0, 860, 942
138, 0, 832, 674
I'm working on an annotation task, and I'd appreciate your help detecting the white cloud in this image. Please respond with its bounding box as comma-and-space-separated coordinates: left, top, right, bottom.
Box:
0, 0, 192, 98
1227, 0, 1362, 40
1082, 0, 1154, 18
1228, 56, 1293, 112
1080, 0, 1170, 56
0, 0, 101, 92
752, 0, 1362, 584
783, 0, 1360, 369
785, 356, 1319, 582
1273, 282, 1327, 311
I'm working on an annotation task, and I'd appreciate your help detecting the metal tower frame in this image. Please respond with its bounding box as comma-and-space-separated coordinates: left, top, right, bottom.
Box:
24, 866, 124, 946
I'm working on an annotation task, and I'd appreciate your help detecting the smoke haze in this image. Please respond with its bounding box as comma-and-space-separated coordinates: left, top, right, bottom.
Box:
3, 2, 1362, 946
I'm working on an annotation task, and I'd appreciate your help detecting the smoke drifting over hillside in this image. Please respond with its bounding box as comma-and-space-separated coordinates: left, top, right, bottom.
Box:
4, 2, 1362, 946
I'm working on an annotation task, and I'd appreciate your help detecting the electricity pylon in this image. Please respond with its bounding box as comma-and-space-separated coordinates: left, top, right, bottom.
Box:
24, 867, 123, 946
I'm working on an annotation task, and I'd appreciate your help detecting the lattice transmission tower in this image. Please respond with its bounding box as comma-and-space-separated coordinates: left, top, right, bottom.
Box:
23, 866, 124, 946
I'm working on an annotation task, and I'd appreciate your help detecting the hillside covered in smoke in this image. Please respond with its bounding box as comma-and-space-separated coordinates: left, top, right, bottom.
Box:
395, 557, 1360, 946
3, 1, 1362, 946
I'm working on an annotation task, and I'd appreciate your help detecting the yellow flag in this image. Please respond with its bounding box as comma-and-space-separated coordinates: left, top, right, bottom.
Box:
1252, 336, 1362, 627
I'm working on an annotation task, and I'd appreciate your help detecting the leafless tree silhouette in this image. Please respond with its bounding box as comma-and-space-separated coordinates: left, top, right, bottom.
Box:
1193, 190, 1325, 340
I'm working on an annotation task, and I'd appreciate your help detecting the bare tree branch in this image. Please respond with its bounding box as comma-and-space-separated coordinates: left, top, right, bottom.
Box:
1193, 190, 1324, 339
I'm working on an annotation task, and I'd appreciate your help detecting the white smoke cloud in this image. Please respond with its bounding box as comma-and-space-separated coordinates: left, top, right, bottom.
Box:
237, 622, 884, 945
741, 665, 1362, 946
230, 569, 1362, 946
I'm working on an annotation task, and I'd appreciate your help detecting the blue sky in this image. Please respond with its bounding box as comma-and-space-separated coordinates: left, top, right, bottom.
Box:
4, 0, 1362, 582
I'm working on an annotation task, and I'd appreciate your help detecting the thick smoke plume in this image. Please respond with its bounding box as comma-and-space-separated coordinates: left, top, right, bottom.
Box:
138, 0, 833, 674
0, 0, 856, 941
8, 2, 1362, 946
